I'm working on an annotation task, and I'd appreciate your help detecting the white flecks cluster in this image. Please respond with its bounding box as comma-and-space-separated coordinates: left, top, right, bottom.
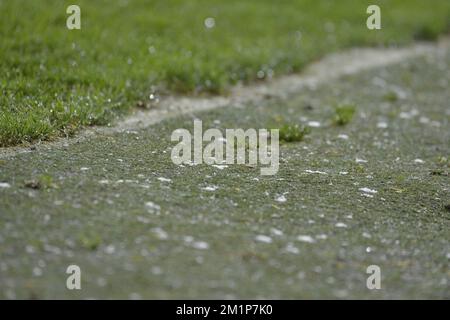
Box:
202, 185, 219, 191
359, 187, 378, 194
145, 201, 161, 213
204, 17, 215, 29
284, 243, 300, 254
304, 169, 327, 175
355, 158, 368, 164
275, 194, 287, 203
270, 228, 283, 236
212, 164, 228, 170
255, 235, 272, 243
307, 121, 321, 128
399, 109, 419, 119
152, 227, 168, 240
297, 235, 315, 243
377, 122, 388, 129
184, 236, 209, 250
335, 222, 348, 228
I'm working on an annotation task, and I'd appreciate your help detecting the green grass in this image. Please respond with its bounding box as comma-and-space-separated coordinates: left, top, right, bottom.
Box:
278, 124, 311, 142
24, 174, 55, 190
1, 0, 450, 147
333, 104, 357, 126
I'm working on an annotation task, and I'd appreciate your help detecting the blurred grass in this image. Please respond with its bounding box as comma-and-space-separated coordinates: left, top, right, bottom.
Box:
0, 0, 449, 146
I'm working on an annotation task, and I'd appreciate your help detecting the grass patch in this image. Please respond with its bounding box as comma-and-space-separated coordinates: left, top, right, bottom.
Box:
24, 174, 55, 189
333, 104, 356, 126
278, 124, 311, 142
1, 0, 450, 146
413, 25, 441, 41
78, 232, 102, 251
383, 91, 399, 102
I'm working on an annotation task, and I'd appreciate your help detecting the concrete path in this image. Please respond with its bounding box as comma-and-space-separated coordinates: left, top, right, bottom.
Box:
0, 41, 449, 299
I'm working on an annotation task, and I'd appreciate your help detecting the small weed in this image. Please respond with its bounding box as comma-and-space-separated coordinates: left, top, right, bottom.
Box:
436, 156, 449, 167
333, 104, 356, 126
383, 91, 398, 102
78, 233, 102, 251
24, 174, 55, 189
278, 124, 311, 143
413, 25, 439, 41
352, 164, 366, 174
